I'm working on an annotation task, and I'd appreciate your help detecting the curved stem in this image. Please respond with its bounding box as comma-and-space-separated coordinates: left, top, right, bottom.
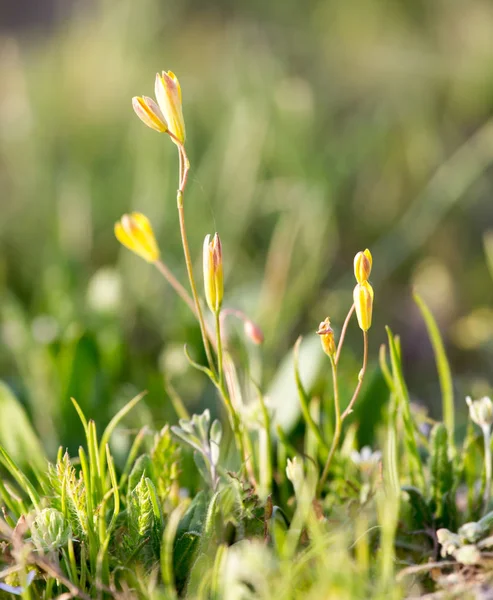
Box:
317, 356, 340, 495
335, 303, 355, 366
341, 330, 368, 420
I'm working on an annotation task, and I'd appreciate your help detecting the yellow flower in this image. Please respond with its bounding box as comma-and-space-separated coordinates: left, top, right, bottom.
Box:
114, 213, 160, 263
353, 281, 374, 332
316, 317, 336, 358
132, 96, 168, 133
155, 71, 186, 145
354, 249, 372, 284
203, 233, 223, 314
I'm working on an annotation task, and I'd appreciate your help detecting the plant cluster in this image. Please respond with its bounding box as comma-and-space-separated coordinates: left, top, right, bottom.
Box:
1, 69, 493, 600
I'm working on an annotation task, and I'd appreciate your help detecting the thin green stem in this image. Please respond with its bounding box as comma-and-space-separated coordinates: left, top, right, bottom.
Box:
335, 303, 355, 366
341, 330, 368, 420
154, 259, 197, 316
175, 146, 216, 375
483, 426, 492, 515
318, 330, 369, 495
317, 356, 341, 495
258, 388, 273, 496
215, 310, 224, 390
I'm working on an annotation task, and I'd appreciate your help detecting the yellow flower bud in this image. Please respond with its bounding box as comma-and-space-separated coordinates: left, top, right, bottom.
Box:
203, 233, 223, 314
354, 249, 372, 284
155, 71, 186, 145
132, 96, 168, 133
316, 317, 336, 357
114, 213, 160, 263
353, 281, 374, 332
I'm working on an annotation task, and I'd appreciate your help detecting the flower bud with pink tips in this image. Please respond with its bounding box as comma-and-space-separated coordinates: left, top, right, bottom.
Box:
203, 233, 224, 314
155, 71, 186, 145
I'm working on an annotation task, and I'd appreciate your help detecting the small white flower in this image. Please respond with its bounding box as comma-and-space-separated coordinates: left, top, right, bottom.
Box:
466, 396, 493, 429
350, 446, 382, 471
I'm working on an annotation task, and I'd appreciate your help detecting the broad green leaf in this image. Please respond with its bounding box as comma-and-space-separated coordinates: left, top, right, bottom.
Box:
0, 382, 46, 474
269, 333, 325, 433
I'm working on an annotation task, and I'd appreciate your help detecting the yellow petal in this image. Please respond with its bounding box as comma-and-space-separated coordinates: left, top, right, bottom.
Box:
155, 72, 186, 144
115, 214, 160, 263
132, 96, 167, 133
353, 282, 373, 331
114, 221, 136, 252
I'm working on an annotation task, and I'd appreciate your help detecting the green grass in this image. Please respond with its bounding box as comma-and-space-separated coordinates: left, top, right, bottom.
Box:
1, 289, 493, 598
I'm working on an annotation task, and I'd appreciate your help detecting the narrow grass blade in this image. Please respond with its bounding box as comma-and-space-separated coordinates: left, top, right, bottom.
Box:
293, 337, 328, 451
0, 446, 40, 511
414, 292, 455, 454
161, 502, 189, 598
385, 327, 425, 489
99, 391, 147, 476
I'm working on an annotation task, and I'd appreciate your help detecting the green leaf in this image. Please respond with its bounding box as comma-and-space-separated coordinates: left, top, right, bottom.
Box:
127, 454, 153, 495
414, 292, 455, 454
150, 426, 180, 504
124, 474, 161, 566
268, 333, 325, 433
270, 506, 290, 558
0, 381, 46, 474
161, 502, 189, 598
429, 423, 456, 527
0, 445, 41, 511
402, 486, 432, 529
48, 452, 88, 540
173, 491, 209, 593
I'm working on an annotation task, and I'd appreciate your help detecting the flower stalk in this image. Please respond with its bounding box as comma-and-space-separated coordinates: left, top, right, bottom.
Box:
317, 249, 373, 495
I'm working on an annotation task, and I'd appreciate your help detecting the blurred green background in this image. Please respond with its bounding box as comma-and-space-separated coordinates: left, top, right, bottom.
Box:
1, 0, 493, 460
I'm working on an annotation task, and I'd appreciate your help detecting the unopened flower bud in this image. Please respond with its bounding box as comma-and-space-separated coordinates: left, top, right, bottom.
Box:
316, 317, 336, 358
454, 544, 481, 565
114, 212, 160, 263
286, 456, 304, 497
203, 233, 223, 314
132, 96, 168, 133
155, 71, 186, 144
353, 281, 374, 332
459, 521, 483, 544
354, 249, 372, 284
244, 319, 264, 345
31, 508, 71, 552
466, 396, 493, 429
